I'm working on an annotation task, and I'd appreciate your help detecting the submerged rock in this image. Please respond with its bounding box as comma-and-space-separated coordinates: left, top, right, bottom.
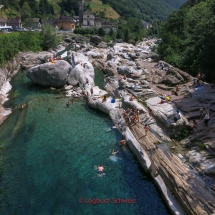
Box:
26, 60, 72, 88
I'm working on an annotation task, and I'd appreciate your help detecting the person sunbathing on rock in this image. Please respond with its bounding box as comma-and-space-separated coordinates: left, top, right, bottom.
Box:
129, 95, 135, 101
102, 95, 107, 102
158, 98, 169, 104
172, 85, 180, 96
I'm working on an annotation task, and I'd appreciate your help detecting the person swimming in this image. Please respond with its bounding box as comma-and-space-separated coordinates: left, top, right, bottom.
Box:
98, 165, 104, 172
112, 150, 118, 155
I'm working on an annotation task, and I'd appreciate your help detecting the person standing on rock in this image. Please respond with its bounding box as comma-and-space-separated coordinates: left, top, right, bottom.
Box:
204, 113, 210, 127
199, 106, 204, 118
90, 87, 93, 96
175, 85, 180, 95
144, 124, 149, 136
137, 109, 140, 122
148, 107, 152, 118
205, 107, 210, 115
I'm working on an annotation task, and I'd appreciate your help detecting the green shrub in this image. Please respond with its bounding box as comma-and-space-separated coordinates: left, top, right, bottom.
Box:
0, 28, 62, 65
40, 25, 61, 50
0, 32, 42, 65
171, 128, 190, 141
198, 142, 205, 150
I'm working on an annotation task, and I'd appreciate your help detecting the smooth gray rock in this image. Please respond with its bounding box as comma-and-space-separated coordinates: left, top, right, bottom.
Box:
90, 35, 102, 45
22, 51, 53, 69
73, 35, 87, 43
117, 66, 130, 75
106, 52, 114, 61
129, 53, 137, 60
187, 150, 215, 174
26, 60, 72, 88
105, 61, 117, 76
147, 52, 160, 61
67, 63, 94, 95
97, 42, 107, 48
64, 38, 72, 43
87, 51, 103, 59
160, 75, 180, 86
146, 97, 188, 127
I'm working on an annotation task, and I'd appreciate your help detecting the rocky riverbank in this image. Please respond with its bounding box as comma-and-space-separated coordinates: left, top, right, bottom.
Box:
1, 34, 215, 214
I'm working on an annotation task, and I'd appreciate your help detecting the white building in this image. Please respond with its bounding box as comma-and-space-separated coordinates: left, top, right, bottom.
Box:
82, 10, 95, 26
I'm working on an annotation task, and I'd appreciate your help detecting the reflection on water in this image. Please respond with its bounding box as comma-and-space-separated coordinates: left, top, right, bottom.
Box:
0, 70, 171, 215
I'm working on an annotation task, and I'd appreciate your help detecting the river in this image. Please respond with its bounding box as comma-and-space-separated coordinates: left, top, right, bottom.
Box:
0, 69, 171, 215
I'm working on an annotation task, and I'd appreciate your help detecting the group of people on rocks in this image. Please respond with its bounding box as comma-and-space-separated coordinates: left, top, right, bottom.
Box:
192, 72, 205, 88
191, 106, 211, 128
122, 107, 140, 125
122, 107, 149, 136
47, 54, 62, 63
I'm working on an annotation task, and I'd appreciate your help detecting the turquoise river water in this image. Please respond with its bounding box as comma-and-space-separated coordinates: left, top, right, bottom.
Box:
0, 70, 171, 215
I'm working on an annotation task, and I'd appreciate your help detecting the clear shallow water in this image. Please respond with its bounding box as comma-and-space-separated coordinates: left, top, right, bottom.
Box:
0, 70, 171, 215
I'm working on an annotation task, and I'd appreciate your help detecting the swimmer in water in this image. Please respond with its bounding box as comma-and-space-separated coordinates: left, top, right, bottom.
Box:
98, 165, 104, 172
112, 150, 118, 155
66, 101, 70, 107
120, 139, 126, 146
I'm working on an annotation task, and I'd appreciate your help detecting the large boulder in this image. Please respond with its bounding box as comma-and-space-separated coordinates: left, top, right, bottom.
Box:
117, 66, 131, 75
67, 62, 94, 94
90, 35, 102, 45
187, 150, 215, 174
106, 52, 114, 61
104, 77, 119, 95
147, 52, 160, 61
146, 97, 189, 128
104, 61, 117, 76
73, 35, 87, 43
64, 38, 72, 43
87, 51, 103, 59
22, 51, 53, 69
97, 42, 107, 48
160, 75, 180, 86
128, 53, 137, 60
26, 60, 72, 88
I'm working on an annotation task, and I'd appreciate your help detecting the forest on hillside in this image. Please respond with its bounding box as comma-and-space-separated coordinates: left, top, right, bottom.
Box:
101, 0, 187, 22
158, 0, 215, 80
0, 0, 186, 22
0, 0, 55, 19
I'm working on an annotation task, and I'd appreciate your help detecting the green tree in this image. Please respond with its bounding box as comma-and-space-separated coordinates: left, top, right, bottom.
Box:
40, 25, 60, 50
70, 10, 75, 16
124, 29, 130, 42
98, 28, 106, 36
116, 29, 124, 39
20, 2, 32, 19
109, 28, 114, 37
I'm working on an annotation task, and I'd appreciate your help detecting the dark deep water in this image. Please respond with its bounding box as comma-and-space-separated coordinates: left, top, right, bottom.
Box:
0, 70, 171, 215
